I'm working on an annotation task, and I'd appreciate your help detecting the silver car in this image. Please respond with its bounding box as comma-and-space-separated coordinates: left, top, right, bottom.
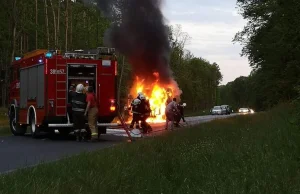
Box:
211, 106, 226, 115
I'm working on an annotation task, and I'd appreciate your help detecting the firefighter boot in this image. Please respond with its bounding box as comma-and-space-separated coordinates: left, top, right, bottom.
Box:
85, 126, 92, 141
81, 129, 88, 142
141, 122, 147, 134
142, 122, 152, 133
74, 130, 81, 142
147, 123, 153, 132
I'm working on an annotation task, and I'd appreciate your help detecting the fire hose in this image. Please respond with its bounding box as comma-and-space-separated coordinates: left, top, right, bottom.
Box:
116, 102, 134, 142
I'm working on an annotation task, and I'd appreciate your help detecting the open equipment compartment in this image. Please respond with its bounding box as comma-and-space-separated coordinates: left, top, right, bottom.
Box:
67, 63, 97, 96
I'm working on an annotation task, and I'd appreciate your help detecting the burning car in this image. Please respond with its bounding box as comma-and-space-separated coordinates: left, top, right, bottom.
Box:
124, 73, 182, 123
125, 87, 173, 123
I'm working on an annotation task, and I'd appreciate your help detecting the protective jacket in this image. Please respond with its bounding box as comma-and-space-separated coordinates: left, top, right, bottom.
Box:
68, 91, 75, 104
72, 93, 87, 112
166, 101, 178, 113
139, 99, 151, 115
177, 104, 184, 115
131, 98, 141, 114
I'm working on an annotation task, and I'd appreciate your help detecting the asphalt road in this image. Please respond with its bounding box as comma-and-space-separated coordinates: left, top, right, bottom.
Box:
0, 113, 237, 174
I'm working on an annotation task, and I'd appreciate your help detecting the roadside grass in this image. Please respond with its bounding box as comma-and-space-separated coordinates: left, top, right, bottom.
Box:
1, 104, 300, 193
0, 108, 9, 136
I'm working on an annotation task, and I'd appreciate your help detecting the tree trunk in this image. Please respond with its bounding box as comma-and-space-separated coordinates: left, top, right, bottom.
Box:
4, 0, 18, 107
97, 18, 99, 45
57, 0, 61, 49
49, 0, 57, 48
87, 15, 90, 47
45, 0, 50, 49
11, 0, 17, 63
83, 11, 87, 47
26, 34, 29, 52
23, 34, 26, 53
23, 34, 27, 53
20, 35, 23, 54
70, 0, 73, 50
65, 0, 69, 51
35, 0, 38, 49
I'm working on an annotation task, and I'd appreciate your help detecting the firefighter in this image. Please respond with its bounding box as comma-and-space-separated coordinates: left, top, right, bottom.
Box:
139, 95, 152, 133
165, 98, 179, 130
84, 86, 98, 140
177, 103, 186, 122
173, 103, 185, 127
129, 92, 144, 129
129, 98, 141, 129
72, 84, 88, 141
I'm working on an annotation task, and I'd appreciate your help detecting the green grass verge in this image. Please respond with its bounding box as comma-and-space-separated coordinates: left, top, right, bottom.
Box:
0, 108, 9, 136
0, 104, 299, 193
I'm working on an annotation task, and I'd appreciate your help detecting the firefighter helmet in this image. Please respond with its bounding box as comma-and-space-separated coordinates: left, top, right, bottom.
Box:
130, 128, 142, 137
139, 95, 146, 100
132, 98, 141, 105
76, 84, 84, 93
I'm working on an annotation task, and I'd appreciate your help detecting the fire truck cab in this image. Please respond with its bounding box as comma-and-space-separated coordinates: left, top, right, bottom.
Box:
8, 48, 118, 137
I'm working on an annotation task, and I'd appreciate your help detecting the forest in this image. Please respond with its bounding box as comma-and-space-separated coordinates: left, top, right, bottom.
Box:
0, 0, 222, 111
220, 0, 300, 111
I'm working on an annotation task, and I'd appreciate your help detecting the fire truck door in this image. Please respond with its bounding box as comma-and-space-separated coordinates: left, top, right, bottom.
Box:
97, 60, 116, 116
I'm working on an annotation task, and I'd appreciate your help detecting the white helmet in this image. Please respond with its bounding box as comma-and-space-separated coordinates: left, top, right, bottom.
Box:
133, 99, 141, 105
130, 129, 142, 138
138, 92, 143, 96
76, 84, 84, 93
139, 95, 146, 100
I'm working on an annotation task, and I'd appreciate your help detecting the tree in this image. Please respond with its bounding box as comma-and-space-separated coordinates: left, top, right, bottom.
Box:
233, 0, 300, 110
0, 1, 223, 110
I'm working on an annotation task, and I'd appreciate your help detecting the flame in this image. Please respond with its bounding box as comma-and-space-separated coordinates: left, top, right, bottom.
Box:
129, 72, 177, 123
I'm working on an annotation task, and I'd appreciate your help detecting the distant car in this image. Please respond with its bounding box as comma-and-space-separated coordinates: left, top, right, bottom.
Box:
238, 108, 250, 113
211, 106, 226, 115
221, 105, 232, 115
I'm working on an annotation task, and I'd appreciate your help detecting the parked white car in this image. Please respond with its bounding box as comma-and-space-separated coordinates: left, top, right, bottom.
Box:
211, 106, 226, 115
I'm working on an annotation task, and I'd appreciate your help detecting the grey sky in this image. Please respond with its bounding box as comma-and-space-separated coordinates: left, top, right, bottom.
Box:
162, 0, 251, 85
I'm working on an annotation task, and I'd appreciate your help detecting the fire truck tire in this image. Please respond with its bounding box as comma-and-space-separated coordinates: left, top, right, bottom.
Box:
29, 113, 41, 138
9, 109, 26, 136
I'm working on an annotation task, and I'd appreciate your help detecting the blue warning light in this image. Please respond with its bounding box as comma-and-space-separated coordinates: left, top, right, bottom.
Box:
45, 52, 53, 58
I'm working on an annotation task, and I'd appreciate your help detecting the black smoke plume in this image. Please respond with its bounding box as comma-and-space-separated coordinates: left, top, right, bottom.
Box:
92, 0, 173, 84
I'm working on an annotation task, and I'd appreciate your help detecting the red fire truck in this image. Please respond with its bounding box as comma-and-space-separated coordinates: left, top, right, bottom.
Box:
8, 48, 118, 137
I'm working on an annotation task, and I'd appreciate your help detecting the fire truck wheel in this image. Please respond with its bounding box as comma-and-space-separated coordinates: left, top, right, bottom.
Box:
9, 110, 26, 136
29, 113, 41, 138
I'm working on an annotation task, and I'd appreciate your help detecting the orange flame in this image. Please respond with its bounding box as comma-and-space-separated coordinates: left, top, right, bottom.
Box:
129, 72, 177, 123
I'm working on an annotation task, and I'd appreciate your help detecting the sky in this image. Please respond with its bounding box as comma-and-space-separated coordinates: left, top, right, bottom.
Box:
161, 0, 252, 85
